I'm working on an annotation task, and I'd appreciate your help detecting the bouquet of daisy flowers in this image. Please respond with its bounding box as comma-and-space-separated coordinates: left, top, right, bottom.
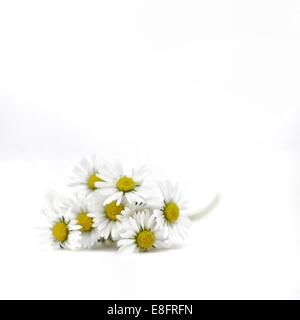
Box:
42, 156, 215, 253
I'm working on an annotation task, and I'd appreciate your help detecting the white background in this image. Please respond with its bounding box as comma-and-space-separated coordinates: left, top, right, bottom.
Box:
0, 1, 299, 299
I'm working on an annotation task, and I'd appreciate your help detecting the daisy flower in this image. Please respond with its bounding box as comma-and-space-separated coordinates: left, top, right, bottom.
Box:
117, 210, 166, 253
65, 194, 100, 249
154, 181, 191, 244
89, 194, 126, 240
43, 204, 81, 249
69, 155, 106, 194
95, 162, 150, 205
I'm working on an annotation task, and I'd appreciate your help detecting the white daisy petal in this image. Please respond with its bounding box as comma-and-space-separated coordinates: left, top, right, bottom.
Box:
118, 244, 136, 254
104, 192, 123, 205
117, 239, 135, 247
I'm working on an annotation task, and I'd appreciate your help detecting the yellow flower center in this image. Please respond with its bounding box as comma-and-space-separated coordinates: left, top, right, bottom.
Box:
52, 221, 68, 242
116, 176, 136, 192
77, 212, 93, 232
136, 230, 155, 250
164, 202, 180, 224
104, 201, 125, 221
87, 173, 103, 191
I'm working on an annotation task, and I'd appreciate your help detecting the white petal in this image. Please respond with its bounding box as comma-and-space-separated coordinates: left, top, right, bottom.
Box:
104, 192, 123, 205
118, 244, 136, 254
117, 239, 135, 247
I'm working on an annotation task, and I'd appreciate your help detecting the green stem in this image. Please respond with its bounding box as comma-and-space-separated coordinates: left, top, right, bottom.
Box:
188, 193, 221, 221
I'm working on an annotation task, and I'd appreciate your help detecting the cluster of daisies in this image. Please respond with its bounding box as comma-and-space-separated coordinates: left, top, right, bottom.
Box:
42, 156, 191, 253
